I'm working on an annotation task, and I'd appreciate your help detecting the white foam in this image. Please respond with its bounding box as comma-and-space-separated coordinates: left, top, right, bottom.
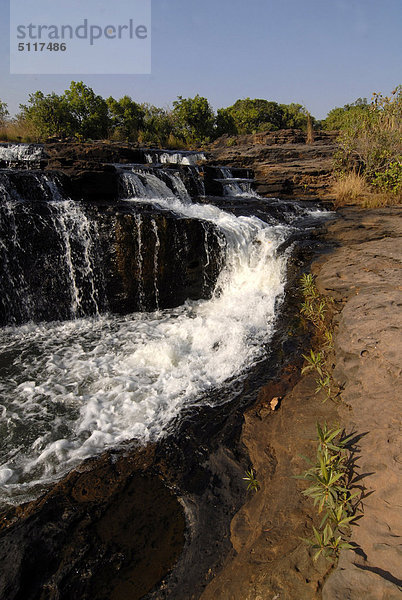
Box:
0, 143, 44, 165
145, 151, 206, 166
0, 186, 290, 505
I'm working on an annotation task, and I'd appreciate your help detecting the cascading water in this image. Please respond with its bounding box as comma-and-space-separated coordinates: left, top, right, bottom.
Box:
0, 143, 45, 169
0, 173, 105, 324
145, 149, 206, 166
217, 166, 255, 197
120, 166, 191, 203
0, 155, 325, 506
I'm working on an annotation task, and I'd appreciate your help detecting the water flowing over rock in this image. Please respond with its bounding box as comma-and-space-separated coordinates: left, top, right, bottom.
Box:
145, 149, 207, 165
0, 143, 47, 169
0, 144, 331, 600
0, 170, 224, 324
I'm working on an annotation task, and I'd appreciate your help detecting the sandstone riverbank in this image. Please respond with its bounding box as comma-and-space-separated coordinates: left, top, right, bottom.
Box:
201, 206, 402, 599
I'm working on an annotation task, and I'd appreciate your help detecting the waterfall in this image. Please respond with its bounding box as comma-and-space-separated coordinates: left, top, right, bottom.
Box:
0, 153, 327, 506
0, 143, 45, 169
151, 219, 161, 310
218, 166, 255, 197
145, 150, 206, 165
135, 214, 145, 310
120, 167, 191, 203
0, 173, 104, 324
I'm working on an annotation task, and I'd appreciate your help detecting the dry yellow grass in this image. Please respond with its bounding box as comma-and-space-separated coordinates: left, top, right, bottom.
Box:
0, 121, 39, 143
332, 172, 369, 205
332, 172, 401, 208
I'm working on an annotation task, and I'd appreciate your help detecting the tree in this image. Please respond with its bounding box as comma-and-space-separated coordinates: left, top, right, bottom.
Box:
140, 104, 175, 146
63, 81, 109, 139
334, 87, 402, 180
322, 98, 369, 131
19, 91, 71, 138
280, 103, 310, 130
215, 107, 237, 137
224, 98, 285, 134
172, 95, 215, 143
0, 100, 9, 126
107, 95, 145, 141
19, 82, 110, 140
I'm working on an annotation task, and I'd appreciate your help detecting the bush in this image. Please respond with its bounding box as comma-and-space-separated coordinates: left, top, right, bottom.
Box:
322, 98, 369, 131
106, 95, 144, 142
334, 86, 402, 179
221, 98, 284, 134
172, 95, 215, 144
372, 159, 402, 195
0, 100, 9, 127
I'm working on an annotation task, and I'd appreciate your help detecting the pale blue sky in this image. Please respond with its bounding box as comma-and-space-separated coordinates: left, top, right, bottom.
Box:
1, 0, 401, 119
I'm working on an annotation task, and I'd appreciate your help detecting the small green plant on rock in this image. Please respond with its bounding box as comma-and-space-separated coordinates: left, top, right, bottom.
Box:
302, 349, 326, 377
300, 274, 337, 402
315, 374, 333, 400
306, 524, 354, 562
243, 468, 260, 492
297, 423, 358, 562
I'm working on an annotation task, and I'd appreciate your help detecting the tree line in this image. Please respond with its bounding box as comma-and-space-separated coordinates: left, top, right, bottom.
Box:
0, 81, 315, 146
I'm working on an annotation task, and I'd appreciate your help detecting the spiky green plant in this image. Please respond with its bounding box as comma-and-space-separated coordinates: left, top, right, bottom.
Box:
302, 350, 326, 377
300, 273, 318, 299
297, 423, 359, 562
315, 374, 333, 400
306, 524, 354, 561
243, 468, 260, 492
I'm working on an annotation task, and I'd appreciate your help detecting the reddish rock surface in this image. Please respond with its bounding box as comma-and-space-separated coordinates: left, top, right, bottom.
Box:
316, 208, 402, 600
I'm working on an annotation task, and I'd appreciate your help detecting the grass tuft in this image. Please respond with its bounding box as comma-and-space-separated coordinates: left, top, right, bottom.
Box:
332, 172, 401, 208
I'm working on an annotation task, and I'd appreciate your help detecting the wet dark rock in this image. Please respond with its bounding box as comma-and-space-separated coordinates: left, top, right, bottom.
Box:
0, 446, 186, 600
45, 141, 145, 169
99, 205, 225, 313
0, 189, 225, 324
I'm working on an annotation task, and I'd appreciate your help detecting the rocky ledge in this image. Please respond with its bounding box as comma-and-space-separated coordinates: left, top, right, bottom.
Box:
206, 129, 339, 201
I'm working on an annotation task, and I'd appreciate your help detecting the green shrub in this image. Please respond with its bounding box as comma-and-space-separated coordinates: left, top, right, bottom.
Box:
297, 423, 359, 561
333, 86, 402, 181
372, 159, 402, 195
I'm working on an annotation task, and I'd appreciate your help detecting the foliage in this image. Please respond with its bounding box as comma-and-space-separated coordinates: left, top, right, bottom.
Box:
243, 468, 260, 492
19, 82, 110, 140
281, 103, 311, 130
216, 100, 314, 136
322, 98, 369, 131
19, 91, 72, 139
333, 87, 402, 181
63, 81, 109, 139
8, 81, 322, 143
107, 95, 145, 141
0, 100, 9, 126
372, 158, 402, 195
300, 273, 329, 334
297, 423, 358, 561
302, 349, 326, 377
222, 98, 285, 134
215, 107, 237, 138
139, 104, 175, 146
300, 273, 336, 402
172, 94, 215, 144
